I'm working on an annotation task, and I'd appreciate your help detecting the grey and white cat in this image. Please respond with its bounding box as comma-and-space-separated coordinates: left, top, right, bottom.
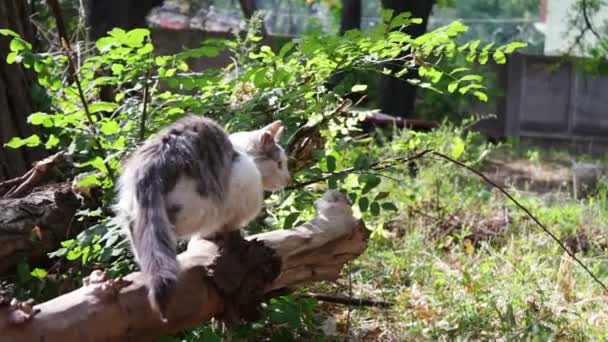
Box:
114, 116, 290, 321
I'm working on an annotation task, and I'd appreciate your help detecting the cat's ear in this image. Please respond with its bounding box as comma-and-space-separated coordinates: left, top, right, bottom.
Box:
263, 120, 284, 141
260, 131, 274, 146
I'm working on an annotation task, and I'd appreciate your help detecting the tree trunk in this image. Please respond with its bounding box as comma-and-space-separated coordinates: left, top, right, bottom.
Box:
87, 0, 165, 41
379, 0, 435, 118
340, 0, 362, 34
0, 0, 46, 181
0, 190, 369, 341
237, 0, 268, 37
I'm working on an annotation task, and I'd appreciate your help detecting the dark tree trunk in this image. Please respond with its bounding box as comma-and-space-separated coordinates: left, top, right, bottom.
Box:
323, 0, 362, 95
0, 0, 46, 182
379, 0, 435, 118
237, 0, 268, 37
238, 0, 257, 19
340, 0, 362, 34
87, 0, 164, 41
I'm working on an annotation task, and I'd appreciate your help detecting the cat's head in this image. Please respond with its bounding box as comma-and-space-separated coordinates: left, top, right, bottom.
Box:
230, 120, 290, 191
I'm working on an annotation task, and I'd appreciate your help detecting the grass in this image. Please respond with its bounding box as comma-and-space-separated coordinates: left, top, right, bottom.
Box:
296, 134, 608, 341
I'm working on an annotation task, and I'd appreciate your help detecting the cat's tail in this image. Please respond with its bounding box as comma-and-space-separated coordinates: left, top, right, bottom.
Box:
132, 185, 178, 323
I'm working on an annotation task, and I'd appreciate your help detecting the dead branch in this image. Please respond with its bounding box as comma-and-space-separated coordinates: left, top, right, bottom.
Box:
0, 182, 81, 275
0, 190, 368, 341
0, 152, 67, 199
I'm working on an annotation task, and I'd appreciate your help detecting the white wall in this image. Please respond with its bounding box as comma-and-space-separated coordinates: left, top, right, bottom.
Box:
544, 0, 608, 56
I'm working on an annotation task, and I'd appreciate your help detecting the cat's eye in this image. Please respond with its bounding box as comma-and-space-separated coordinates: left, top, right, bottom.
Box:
277, 161, 283, 169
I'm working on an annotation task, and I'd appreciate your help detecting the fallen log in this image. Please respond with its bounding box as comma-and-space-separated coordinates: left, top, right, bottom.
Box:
0, 190, 368, 341
0, 182, 82, 275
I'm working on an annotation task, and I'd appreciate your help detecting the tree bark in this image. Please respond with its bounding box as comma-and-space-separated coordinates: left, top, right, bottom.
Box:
379, 0, 435, 118
0, 190, 368, 341
339, 0, 362, 34
0, 0, 46, 181
0, 182, 82, 275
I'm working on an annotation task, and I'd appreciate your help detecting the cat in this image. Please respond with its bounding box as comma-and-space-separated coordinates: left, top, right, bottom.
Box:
114, 115, 290, 322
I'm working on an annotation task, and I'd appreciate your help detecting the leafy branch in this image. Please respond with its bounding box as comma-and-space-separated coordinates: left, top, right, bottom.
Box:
46, 0, 114, 180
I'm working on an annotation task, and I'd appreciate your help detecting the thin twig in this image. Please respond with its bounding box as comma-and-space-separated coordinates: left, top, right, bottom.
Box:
581, 0, 602, 42
300, 293, 393, 309
139, 68, 152, 141
345, 263, 353, 339
430, 151, 608, 294
1, 152, 66, 199
285, 149, 432, 191
46, 0, 114, 180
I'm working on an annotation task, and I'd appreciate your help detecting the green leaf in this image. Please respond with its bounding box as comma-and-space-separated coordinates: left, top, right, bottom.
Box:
351, 84, 368, 92
474, 91, 488, 102
81, 157, 109, 174
370, 202, 380, 216
381, 202, 398, 211
374, 192, 389, 201
5, 135, 41, 148
360, 174, 381, 194
468, 40, 481, 51
466, 50, 476, 62
77, 174, 101, 188
457, 42, 470, 52
81, 246, 91, 264
503, 42, 528, 53
95, 37, 115, 51
100, 120, 120, 135
278, 41, 296, 58
28, 112, 53, 127
449, 67, 469, 76
111, 63, 125, 74
137, 43, 154, 55
61, 239, 76, 248
478, 51, 489, 64
354, 155, 370, 169
493, 50, 506, 64
6, 52, 17, 64
155, 56, 168, 66
89, 102, 118, 114
66, 248, 82, 261
451, 137, 465, 159
45, 134, 60, 149
179, 45, 223, 59
112, 136, 127, 149
389, 12, 412, 28
124, 28, 150, 47
30, 268, 47, 279
358, 196, 369, 212
459, 74, 483, 82
458, 83, 484, 95
326, 155, 336, 172
9, 38, 32, 52
447, 81, 459, 93
0, 29, 20, 38
283, 212, 300, 229
108, 28, 127, 38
